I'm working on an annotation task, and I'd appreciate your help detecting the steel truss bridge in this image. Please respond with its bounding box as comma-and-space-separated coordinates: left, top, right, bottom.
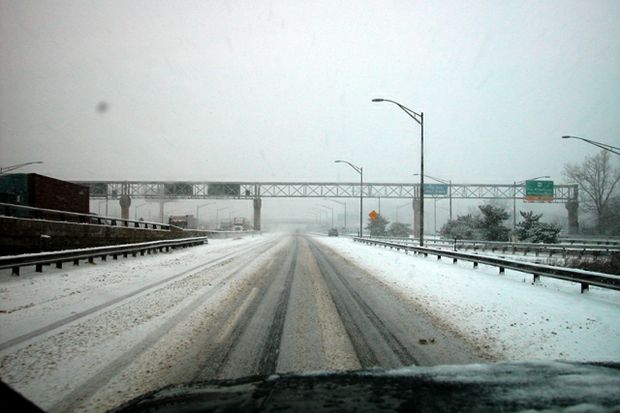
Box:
76, 181, 579, 233
76, 181, 578, 202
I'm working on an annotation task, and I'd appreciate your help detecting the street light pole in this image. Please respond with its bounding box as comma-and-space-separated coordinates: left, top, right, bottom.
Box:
434, 198, 437, 234
312, 208, 328, 226
373, 98, 424, 246
319, 205, 334, 228
196, 202, 214, 223
309, 212, 320, 225
325, 199, 347, 230
562, 136, 620, 155
414, 173, 452, 222
134, 203, 148, 220
513, 181, 517, 230
215, 207, 229, 229
335, 160, 364, 237
395, 202, 410, 224
0, 161, 43, 175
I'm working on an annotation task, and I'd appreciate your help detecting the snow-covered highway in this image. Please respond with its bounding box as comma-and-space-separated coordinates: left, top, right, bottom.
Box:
1, 233, 618, 413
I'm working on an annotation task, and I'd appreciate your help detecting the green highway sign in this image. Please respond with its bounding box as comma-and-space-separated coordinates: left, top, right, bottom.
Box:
423, 183, 449, 196
525, 180, 554, 202
208, 183, 241, 197
164, 182, 193, 196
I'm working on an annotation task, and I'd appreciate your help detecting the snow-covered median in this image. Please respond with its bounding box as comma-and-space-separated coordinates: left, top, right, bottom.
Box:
315, 236, 620, 362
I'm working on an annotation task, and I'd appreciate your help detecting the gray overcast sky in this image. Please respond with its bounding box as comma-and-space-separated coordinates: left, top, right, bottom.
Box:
1, 0, 619, 185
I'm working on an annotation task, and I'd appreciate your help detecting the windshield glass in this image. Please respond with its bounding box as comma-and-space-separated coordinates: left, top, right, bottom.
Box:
1, 1, 619, 412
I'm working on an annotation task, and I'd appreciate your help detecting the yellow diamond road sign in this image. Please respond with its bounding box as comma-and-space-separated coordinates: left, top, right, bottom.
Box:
369, 210, 378, 221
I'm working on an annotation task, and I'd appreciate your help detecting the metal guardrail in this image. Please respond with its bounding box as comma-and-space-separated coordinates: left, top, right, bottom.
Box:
353, 238, 620, 294
0, 237, 209, 276
558, 236, 620, 246
0, 202, 171, 230
360, 236, 620, 257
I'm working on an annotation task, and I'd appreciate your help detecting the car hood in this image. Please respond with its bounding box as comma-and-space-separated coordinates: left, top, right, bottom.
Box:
109, 361, 620, 412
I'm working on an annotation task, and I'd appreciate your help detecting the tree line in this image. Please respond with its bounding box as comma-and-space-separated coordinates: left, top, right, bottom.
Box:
365, 205, 561, 243
564, 150, 620, 235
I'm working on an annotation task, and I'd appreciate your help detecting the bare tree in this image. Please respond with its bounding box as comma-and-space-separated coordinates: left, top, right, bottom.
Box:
564, 150, 620, 232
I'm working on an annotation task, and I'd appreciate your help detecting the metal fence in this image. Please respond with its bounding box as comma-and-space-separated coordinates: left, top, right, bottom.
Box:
0, 202, 171, 230
0, 237, 208, 276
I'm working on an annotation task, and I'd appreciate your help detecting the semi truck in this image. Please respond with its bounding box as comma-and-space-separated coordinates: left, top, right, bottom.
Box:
0, 173, 89, 214
168, 214, 197, 229
233, 217, 246, 231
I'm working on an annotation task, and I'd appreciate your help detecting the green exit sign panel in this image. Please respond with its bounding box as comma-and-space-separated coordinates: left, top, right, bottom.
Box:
208, 183, 240, 197
525, 180, 554, 202
423, 184, 448, 196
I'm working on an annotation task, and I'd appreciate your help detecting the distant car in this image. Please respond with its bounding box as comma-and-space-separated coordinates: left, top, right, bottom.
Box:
328, 228, 338, 237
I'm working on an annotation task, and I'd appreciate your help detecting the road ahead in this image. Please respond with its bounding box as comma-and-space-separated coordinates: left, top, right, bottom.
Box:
0, 234, 481, 413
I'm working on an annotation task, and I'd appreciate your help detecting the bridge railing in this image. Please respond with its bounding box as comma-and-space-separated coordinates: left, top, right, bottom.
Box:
0, 237, 209, 276
353, 237, 620, 293
0, 202, 171, 230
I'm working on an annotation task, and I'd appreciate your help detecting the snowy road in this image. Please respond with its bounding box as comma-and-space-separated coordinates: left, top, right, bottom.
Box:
191, 236, 479, 383
1, 233, 618, 413
0, 233, 479, 412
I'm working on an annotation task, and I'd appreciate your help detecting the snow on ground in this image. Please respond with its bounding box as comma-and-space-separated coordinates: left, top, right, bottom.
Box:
0, 233, 285, 411
315, 236, 620, 363
0, 234, 269, 340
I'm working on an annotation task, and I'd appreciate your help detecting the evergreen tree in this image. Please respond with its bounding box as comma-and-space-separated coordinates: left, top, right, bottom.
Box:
365, 214, 389, 236
440, 203, 511, 241
478, 204, 510, 241
439, 214, 481, 240
387, 222, 411, 237
515, 211, 561, 243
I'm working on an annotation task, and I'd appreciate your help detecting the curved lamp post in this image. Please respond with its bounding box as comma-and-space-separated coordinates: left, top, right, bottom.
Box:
325, 198, 347, 230
134, 203, 148, 220
562, 136, 620, 155
372, 98, 425, 246
335, 160, 363, 237
319, 205, 334, 228
309, 211, 321, 225
196, 202, 214, 223
395, 202, 410, 224
413, 174, 452, 233
312, 208, 328, 226
414, 174, 450, 235
215, 207, 230, 229
0, 161, 43, 175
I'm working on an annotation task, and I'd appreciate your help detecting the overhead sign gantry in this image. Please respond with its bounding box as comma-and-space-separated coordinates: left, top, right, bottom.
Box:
75, 180, 580, 234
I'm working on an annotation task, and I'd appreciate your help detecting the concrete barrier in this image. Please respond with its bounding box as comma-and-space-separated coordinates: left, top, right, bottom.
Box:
0, 216, 229, 255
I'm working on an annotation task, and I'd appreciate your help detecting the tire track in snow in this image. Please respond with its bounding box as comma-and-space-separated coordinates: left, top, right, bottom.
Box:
308, 238, 418, 368
193, 237, 298, 380
0, 239, 278, 354
46, 238, 283, 413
